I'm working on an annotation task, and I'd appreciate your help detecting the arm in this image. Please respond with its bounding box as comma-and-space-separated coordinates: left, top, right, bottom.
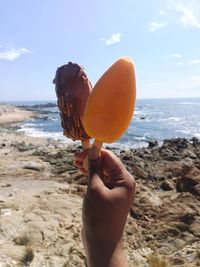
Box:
74, 148, 136, 267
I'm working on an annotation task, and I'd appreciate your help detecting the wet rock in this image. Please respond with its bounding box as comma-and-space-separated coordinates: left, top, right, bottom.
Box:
163, 138, 189, 150
190, 137, 200, 147
148, 140, 158, 148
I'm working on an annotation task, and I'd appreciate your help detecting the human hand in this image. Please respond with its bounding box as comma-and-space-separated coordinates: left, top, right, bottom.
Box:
74, 148, 136, 267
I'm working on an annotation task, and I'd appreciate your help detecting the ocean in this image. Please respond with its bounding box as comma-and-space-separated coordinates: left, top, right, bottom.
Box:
9, 98, 200, 149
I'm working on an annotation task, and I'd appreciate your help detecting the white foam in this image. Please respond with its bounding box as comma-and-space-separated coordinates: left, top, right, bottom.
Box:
106, 140, 148, 150
17, 126, 75, 144
175, 129, 192, 135
22, 122, 44, 127
49, 118, 58, 121
194, 133, 200, 138
168, 117, 182, 122
134, 110, 143, 115
157, 117, 183, 123
179, 102, 200, 105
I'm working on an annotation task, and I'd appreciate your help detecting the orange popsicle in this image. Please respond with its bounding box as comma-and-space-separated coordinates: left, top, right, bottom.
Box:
83, 57, 136, 146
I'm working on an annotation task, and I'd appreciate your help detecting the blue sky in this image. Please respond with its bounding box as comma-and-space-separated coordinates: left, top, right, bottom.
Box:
0, 0, 200, 101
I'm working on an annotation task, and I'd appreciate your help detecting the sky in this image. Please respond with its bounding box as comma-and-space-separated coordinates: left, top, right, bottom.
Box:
0, 0, 200, 101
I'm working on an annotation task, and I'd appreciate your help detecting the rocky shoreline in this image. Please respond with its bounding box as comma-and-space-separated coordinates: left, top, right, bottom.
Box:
0, 122, 200, 266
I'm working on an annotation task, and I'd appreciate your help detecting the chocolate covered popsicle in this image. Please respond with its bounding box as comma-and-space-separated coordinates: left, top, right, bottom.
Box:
53, 62, 92, 149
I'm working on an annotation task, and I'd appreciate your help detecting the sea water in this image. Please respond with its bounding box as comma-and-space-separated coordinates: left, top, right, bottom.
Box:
8, 98, 200, 149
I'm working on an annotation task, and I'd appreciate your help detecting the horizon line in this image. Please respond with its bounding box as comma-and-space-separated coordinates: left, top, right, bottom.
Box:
1, 96, 200, 103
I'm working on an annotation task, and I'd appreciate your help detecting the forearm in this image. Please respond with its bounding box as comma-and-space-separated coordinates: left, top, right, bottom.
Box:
85, 239, 129, 267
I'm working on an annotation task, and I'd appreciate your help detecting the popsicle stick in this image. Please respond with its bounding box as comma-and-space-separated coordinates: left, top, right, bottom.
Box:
81, 139, 91, 150
92, 140, 110, 184
91, 140, 103, 158
82, 139, 90, 170
83, 140, 102, 170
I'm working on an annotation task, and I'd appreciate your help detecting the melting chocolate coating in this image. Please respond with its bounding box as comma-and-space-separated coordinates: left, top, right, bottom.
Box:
53, 62, 92, 141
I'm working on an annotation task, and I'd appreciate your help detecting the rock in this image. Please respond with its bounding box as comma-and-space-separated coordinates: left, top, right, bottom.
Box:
23, 162, 44, 171
59, 242, 75, 256
172, 257, 185, 265
11, 141, 36, 152
64, 172, 87, 185
1, 183, 12, 187
183, 149, 197, 159
193, 184, 200, 196
163, 155, 180, 161
52, 164, 72, 174
148, 140, 158, 148
180, 213, 195, 225
130, 208, 143, 220
0, 244, 34, 265
160, 180, 175, 191
18, 103, 57, 109
131, 164, 148, 179
163, 138, 189, 149
189, 218, 200, 237
170, 222, 190, 232
121, 151, 133, 161
0, 143, 6, 148
190, 137, 200, 147
164, 225, 180, 237
176, 176, 199, 196
76, 177, 88, 185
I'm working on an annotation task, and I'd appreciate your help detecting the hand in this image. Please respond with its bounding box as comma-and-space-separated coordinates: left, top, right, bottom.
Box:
74, 148, 136, 267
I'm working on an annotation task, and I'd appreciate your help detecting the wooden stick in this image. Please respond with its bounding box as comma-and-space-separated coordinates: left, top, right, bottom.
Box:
91, 140, 103, 158
82, 139, 91, 170
83, 140, 102, 170
81, 139, 91, 150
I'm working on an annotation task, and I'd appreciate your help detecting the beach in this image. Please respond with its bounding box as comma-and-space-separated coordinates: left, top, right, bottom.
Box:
0, 104, 200, 267
0, 105, 34, 125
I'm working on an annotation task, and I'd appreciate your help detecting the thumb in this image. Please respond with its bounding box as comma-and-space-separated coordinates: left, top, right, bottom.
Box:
88, 147, 104, 190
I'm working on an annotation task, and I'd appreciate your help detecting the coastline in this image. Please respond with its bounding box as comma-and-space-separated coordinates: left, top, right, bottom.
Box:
0, 104, 35, 125
0, 105, 200, 266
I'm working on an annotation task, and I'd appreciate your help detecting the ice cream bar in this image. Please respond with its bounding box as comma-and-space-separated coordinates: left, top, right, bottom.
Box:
83, 57, 136, 144
53, 62, 92, 143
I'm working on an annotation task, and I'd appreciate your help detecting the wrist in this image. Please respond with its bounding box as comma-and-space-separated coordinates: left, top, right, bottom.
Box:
84, 236, 128, 267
